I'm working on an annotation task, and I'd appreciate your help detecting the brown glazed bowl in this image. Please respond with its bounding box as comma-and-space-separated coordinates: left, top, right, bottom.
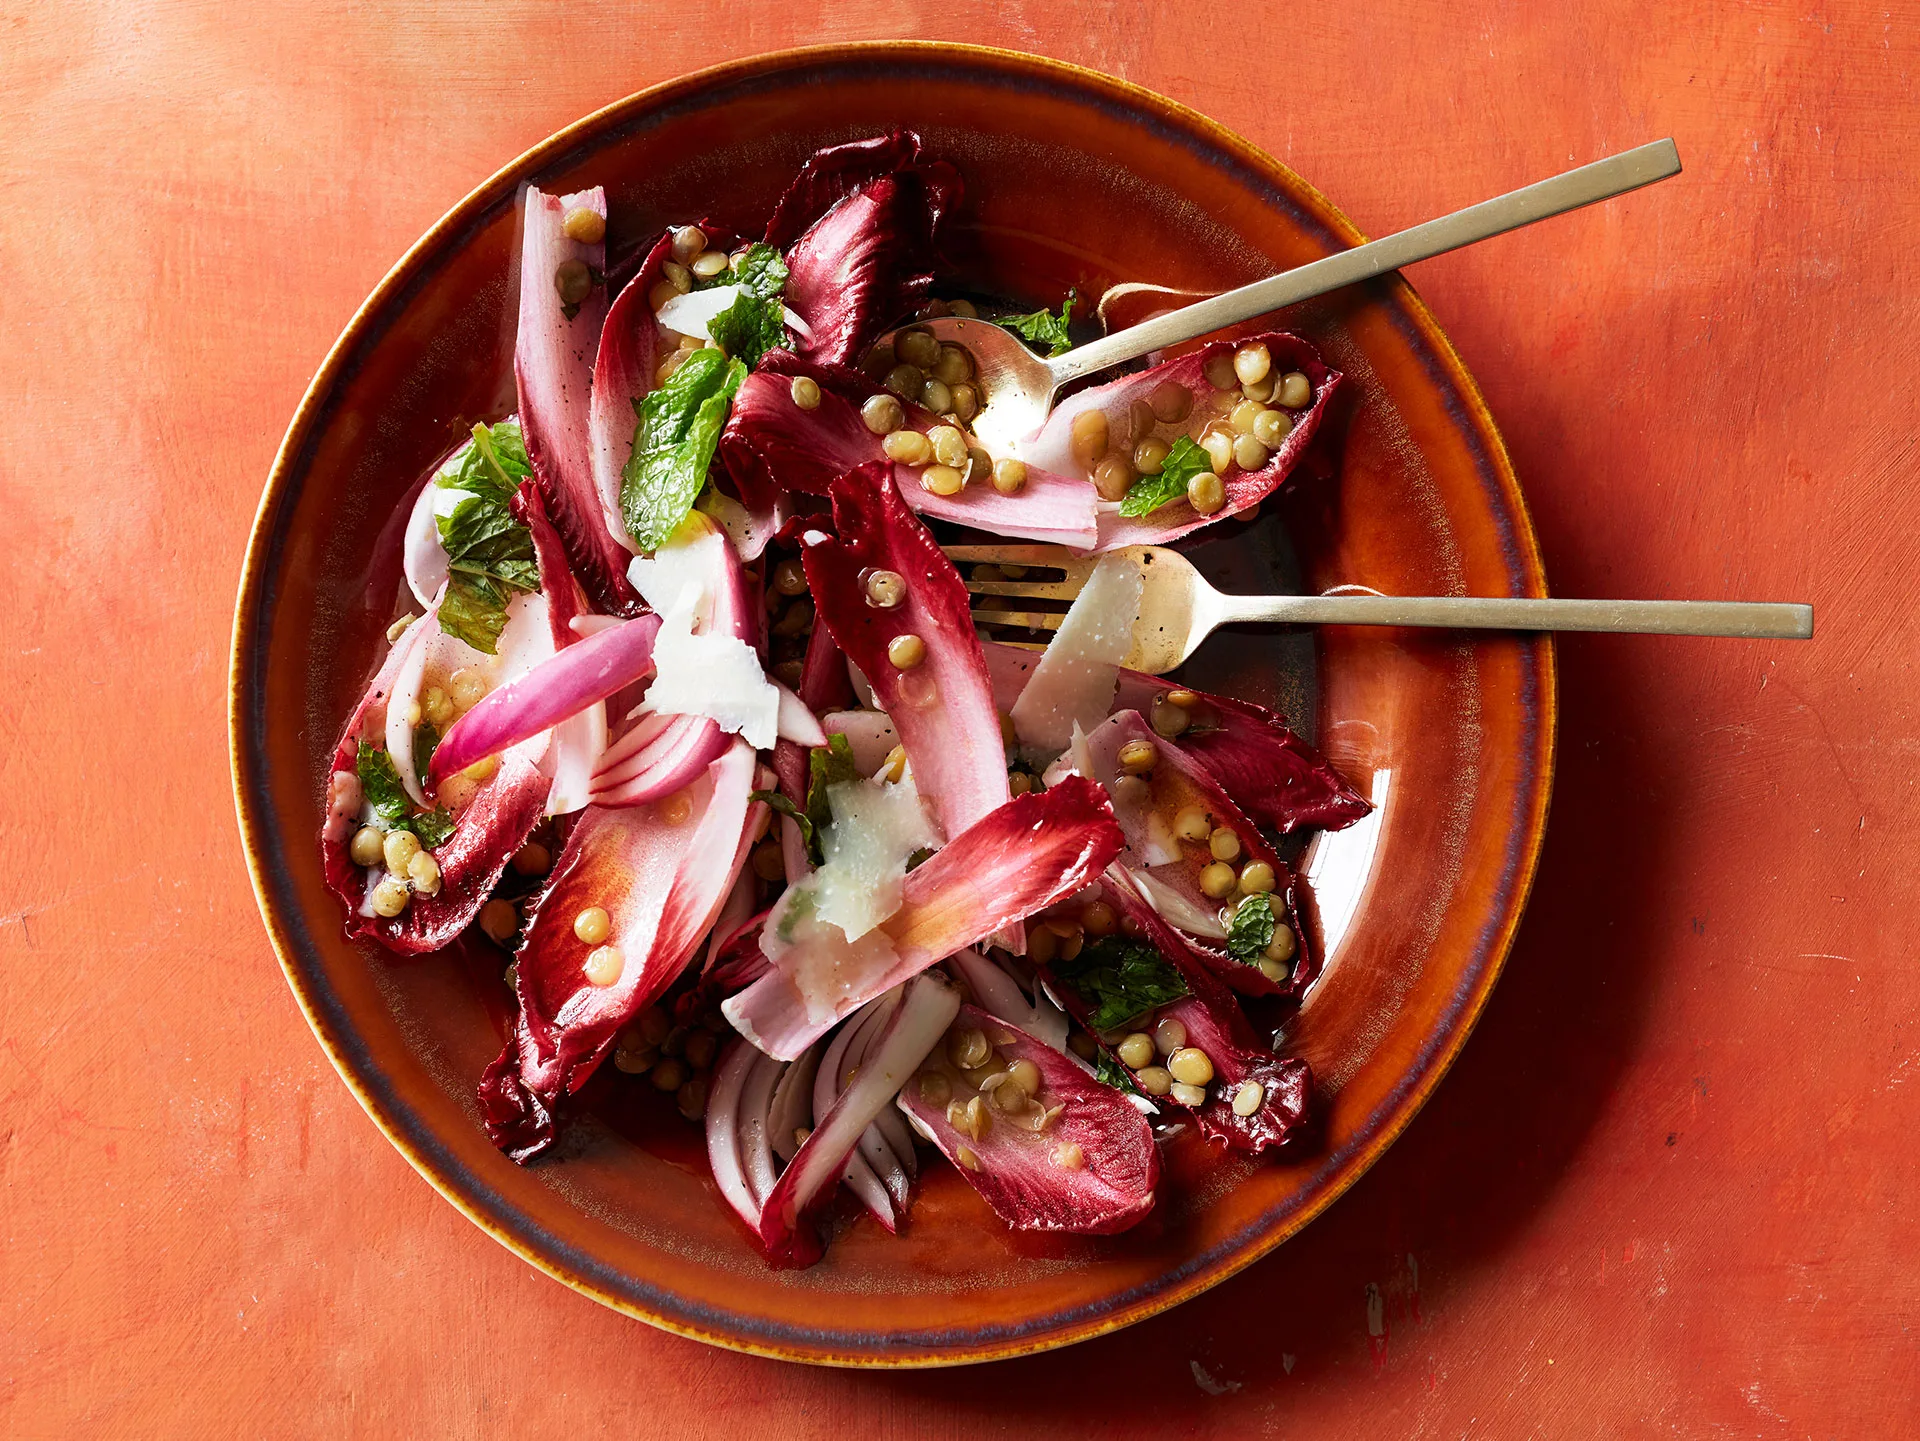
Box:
231, 43, 1553, 1365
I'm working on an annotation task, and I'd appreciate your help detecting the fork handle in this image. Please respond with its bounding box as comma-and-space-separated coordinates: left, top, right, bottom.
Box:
1051, 139, 1682, 386
1222, 594, 1814, 639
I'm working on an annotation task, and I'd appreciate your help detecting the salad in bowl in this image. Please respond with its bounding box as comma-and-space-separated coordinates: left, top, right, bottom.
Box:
319, 131, 1370, 1269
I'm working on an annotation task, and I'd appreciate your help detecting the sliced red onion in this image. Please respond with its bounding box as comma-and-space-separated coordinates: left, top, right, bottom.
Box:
896, 1005, 1159, 1235
478, 741, 758, 1160
767, 1041, 823, 1164
590, 715, 730, 808
515, 186, 641, 613
813, 997, 902, 1227
706, 1039, 761, 1227
724, 775, 1122, 1060
948, 946, 1068, 1051
739, 1047, 785, 1204
753, 971, 960, 1267
428, 615, 662, 786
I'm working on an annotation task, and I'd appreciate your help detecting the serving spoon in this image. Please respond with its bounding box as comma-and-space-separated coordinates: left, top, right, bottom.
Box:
898, 139, 1683, 453
943, 545, 1814, 673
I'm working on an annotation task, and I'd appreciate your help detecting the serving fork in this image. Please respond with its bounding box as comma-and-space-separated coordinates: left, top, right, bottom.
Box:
943, 544, 1814, 674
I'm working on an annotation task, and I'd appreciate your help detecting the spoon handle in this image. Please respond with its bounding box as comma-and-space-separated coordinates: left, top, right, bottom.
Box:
1216, 592, 1813, 639
1049, 139, 1683, 387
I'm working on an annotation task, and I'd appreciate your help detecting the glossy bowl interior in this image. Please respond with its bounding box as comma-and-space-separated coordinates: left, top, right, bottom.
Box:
231, 43, 1553, 1366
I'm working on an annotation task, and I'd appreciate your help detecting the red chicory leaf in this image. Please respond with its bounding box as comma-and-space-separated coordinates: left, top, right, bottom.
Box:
768, 131, 962, 368
719, 351, 1099, 547
1018, 332, 1342, 551
478, 741, 759, 1160
724, 775, 1123, 1060
799, 461, 1008, 840
514, 185, 643, 614
897, 1004, 1160, 1235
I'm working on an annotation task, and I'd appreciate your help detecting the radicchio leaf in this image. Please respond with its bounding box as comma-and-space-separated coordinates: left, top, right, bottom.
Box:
1084, 867, 1313, 1154
767, 131, 962, 367
1071, 708, 1309, 997
320, 611, 551, 955
897, 1005, 1159, 1235
1111, 670, 1370, 835
1018, 331, 1342, 551
753, 972, 960, 1268
514, 185, 643, 614
800, 461, 1007, 840
478, 741, 759, 1160
723, 775, 1122, 1060
984, 640, 1369, 836
719, 351, 1099, 548
588, 229, 676, 553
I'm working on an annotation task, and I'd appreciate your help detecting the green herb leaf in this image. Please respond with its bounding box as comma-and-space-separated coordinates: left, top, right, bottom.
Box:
356, 743, 412, 829
1226, 892, 1277, 963
802, 734, 861, 866
620, 349, 748, 551
354, 743, 456, 849
1095, 1053, 1144, 1097
708, 291, 789, 369
996, 290, 1077, 357
432, 421, 540, 653
704, 243, 790, 369
728, 242, 789, 300
751, 789, 813, 855
409, 807, 457, 849
1118, 434, 1212, 518
412, 721, 441, 782
1048, 935, 1190, 1033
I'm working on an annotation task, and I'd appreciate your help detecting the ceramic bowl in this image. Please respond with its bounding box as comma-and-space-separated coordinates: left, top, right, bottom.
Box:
231, 42, 1553, 1366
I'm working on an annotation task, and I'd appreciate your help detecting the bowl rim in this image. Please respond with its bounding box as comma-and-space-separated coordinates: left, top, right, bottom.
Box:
229, 39, 1556, 1367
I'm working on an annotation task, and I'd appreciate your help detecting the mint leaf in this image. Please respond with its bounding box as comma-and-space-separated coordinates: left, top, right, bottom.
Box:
1095, 1053, 1144, 1097
354, 743, 456, 849
1226, 893, 1276, 963
1048, 936, 1190, 1033
412, 721, 441, 782
620, 349, 747, 551
1118, 434, 1212, 518
802, 734, 862, 865
751, 789, 813, 855
443, 419, 531, 504
707, 243, 790, 368
410, 807, 457, 849
709, 290, 788, 369
356, 743, 412, 828
433, 421, 540, 653
997, 291, 1076, 358
729, 242, 788, 300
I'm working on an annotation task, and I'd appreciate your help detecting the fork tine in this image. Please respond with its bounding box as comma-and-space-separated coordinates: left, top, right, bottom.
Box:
972, 609, 1065, 633
963, 577, 1084, 600
940, 543, 1084, 568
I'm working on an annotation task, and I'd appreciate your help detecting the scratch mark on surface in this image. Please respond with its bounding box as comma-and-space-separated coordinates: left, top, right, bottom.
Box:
1190, 1360, 1241, 1396
1365, 1282, 1389, 1369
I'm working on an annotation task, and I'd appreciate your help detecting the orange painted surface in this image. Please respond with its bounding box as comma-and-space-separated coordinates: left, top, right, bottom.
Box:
3, 3, 1914, 1434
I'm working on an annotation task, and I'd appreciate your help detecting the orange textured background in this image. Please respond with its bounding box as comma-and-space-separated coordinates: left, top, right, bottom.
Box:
4, 3, 1916, 1435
